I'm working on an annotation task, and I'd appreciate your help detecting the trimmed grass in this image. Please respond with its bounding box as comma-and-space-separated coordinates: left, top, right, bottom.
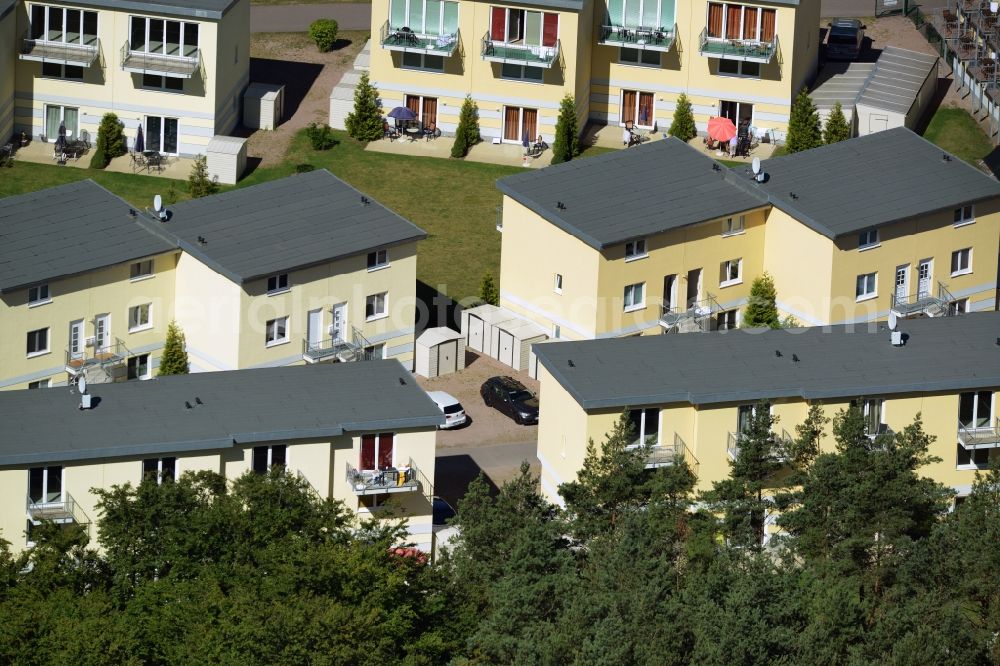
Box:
923, 106, 993, 166
0, 161, 191, 208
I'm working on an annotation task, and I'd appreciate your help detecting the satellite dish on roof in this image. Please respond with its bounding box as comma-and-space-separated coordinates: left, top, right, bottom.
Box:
888, 310, 898, 331
751, 157, 761, 175
153, 194, 162, 212
78, 375, 87, 395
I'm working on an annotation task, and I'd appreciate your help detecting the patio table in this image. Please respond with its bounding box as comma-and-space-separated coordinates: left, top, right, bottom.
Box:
404, 126, 422, 142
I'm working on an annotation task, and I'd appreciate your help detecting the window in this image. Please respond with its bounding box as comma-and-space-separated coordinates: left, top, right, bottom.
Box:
853, 398, 885, 436
948, 298, 969, 315
389, 0, 459, 36
28, 466, 62, 504
627, 408, 660, 448
953, 204, 974, 226
141, 74, 184, 91
554, 273, 563, 293
128, 303, 152, 331
129, 16, 199, 56
858, 229, 879, 249
706, 3, 777, 43
623, 282, 645, 311
500, 63, 544, 81
144, 116, 179, 154
130, 260, 153, 280
718, 59, 760, 77
722, 215, 744, 236
951, 248, 972, 276
620, 48, 661, 66
252, 445, 287, 473
367, 249, 389, 271
621, 90, 655, 128
552, 324, 561, 339
366, 292, 388, 320
956, 444, 990, 469
142, 457, 176, 483
855, 272, 877, 300
360, 433, 395, 470
716, 309, 738, 330
265, 317, 289, 346
41, 62, 84, 80
28, 284, 51, 306
26, 328, 49, 356
402, 52, 445, 71
28, 379, 51, 389
959, 391, 994, 430
625, 238, 647, 260
29, 5, 98, 45
364, 343, 386, 360
266, 273, 289, 294
720, 258, 742, 286
127, 353, 150, 380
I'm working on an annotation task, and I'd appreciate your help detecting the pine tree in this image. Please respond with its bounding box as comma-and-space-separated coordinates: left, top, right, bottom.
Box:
478, 271, 498, 306
550, 94, 579, 164
668, 93, 697, 142
187, 155, 219, 198
451, 95, 481, 158
345, 72, 384, 142
742, 273, 780, 329
785, 89, 823, 153
158, 321, 189, 375
822, 101, 851, 145
785, 404, 829, 471
90, 113, 127, 169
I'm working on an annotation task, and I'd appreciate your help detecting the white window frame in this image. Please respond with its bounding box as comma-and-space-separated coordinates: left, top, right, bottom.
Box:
141, 73, 184, 92
951, 247, 972, 276
27, 465, 64, 505
28, 379, 52, 389
623, 282, 645, 312
364, 343, 387, 360
252, 444, 287, 473
959, 391, 995, 430
28, 284, 51, 307
41, 61, 84, 81
708, 2, 772, 43
130, 259, 154, 281
401, 52, 445, 71
142, 456, 177, 483
266, 273, 289, 295
624, 238, 648, 261
718, 58, 760, 78
855, 272, 877, 302
948, 298, 969, 315
366, 292, 389, 321
856, 398, 886, 437
554, 273, 563, 293
619, 89, 656, 128
127, 353, 151, 380
619, 47, 661, 67
953, 204, 974, 227
128, 303, 152, 332
500, 63, 545, 82
29, 4, 98, 45
552, 323, 561, 338
389, 0, 459, 34
265, 316, 290, 347
626, 407, 661, 448
858, 228, 879, 250
128, 15, 199, 56
956, 444, 990, 470
716, 308, 738, 330
367, 249, 389, 272
720, 258, 742, 287
26, 327, 50, 358
722, 215, 745, 236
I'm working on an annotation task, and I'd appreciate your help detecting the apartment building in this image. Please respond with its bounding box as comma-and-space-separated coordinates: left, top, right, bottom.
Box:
8, 0, 249, 155
0, 169, 426, 390
495, 128, 1000, 340
0, 361, 444, 553
532, 311, 1000, 504
367, 0, 819, 141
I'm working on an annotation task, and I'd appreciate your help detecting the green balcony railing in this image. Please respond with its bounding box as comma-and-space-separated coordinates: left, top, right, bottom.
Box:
698, 27, 778, 63
481, 32, 560, 68
598, 22, 676, 52
379, 20, 460, 57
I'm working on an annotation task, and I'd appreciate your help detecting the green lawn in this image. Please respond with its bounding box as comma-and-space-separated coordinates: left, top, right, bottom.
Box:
0, 162, 191, 209
923, 106, 993, 166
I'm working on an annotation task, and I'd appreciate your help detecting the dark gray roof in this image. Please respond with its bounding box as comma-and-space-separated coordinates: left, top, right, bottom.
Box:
739, 128, 1000, 238
59, 0, 240, 20
0, 361, 444, 466
0, 180, 177, 293
496, 139, 767, 249
1, 0, 15, 19
161, 169, 427, 283
534, 312, 1000, 410
856, 46, 939, 115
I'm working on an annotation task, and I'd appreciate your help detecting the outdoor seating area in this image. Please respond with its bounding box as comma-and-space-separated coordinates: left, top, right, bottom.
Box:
378, 21, 460, 57
129, 151, 167, 174
384, 106, 442, 142
598, 23, 677, 51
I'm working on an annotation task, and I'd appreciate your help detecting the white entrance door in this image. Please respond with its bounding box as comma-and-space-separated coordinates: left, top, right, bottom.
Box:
94, 314, 110, 353
307, 309, 323, 348
69, 320, 84, 359
330, 303, 346, 342
45, 105, 79, 142
895, 265, 909, 303
917, 259, 932, 298
468, 315, 484, 352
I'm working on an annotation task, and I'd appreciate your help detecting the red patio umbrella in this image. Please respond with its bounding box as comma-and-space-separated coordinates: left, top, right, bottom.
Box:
707, 116, 738, 142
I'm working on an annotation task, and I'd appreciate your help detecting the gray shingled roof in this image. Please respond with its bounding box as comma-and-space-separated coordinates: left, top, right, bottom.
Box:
739, 127, 1000, 237
534, 311, 1000, 410
856, 46, 938, 115
161, 169, 427, 283
496, 139, 767, 249
61, 0, 240, 20
0, 180, 177, 294
0, 360, 444, 466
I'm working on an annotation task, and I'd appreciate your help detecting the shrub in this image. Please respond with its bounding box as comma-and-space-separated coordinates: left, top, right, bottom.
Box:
345, 72, 384, 142
823, 101, 851, 145
308, 19, 339, 52
305, 123, 337, 150
451, 95, 481, 158
90, 113, 127, 169
188, 155, 220, 198
158, 321, 190, 375
743, 273, 780, 329
479, 272, 499, 306
551, 94, 579, 164
668, 93, 697, 142
295, 163, 316, 173
786, 89, 823, 153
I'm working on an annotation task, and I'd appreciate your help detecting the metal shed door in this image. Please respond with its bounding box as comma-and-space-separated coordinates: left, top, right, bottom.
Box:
438, 341, 457, 375
498, 330, 515, 367
468, 315, 484, 352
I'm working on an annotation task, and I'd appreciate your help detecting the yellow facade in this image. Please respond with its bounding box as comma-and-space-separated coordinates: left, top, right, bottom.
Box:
11, 0, 250, 156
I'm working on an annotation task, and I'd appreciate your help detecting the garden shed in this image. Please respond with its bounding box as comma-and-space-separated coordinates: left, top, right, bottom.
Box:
205, 135, 247, 185
490, 319, 548, 372
855, 47, 938, 136
244, 82, 285, 131
414, 327, 466, 378
461, 304, 516, 355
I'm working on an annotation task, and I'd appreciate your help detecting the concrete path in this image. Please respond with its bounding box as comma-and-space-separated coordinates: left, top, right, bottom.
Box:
251, 3, 372, 32
435, 440, 539, 507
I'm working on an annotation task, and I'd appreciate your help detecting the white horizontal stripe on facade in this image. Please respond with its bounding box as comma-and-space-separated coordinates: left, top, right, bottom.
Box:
15, 91, 219, 122
952, 280, 997, 299
595, 318, 661, 339
374, 82, 562, 111
500, 289, 594, 339
536, 449, 566, 508
365, 327, 415, 345
593, 78, 792, 107
0, 365, 67, 389
247, 352, 304, 369
185, 346, 237, 372
774, 300, 826, 326
386, 342, 415, 357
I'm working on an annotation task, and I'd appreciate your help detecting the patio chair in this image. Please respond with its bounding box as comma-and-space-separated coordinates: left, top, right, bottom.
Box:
130, 151, 147, 174
80, 129, 91, 149
423, 123, 441, 140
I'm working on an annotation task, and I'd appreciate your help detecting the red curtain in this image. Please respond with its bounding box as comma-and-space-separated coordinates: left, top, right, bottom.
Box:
491, 7, 505, 40
638, 92, 654, 126
726, 4, 741, 39
707, 3, 724, 37
405, 95, 420, 116
377, 433, 394, 469
523, 109, 538, 141
361, 435, 376, 470
621, 90, 637, 124
743, 6, 758, 39
542, 13, 558, 46
504, 107, 519, 140
761, 9, 776, 41
422, 98, 437, 126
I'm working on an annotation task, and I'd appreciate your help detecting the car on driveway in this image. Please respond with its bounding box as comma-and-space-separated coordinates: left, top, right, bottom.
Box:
827, 18, 865, 61
480, 376, 539, 425
427, 390, 468, 429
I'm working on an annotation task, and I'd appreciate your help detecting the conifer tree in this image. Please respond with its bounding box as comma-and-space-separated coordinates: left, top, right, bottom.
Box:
478, 271, 498, 306
742, 273, 780, 328
158, 321, 189, 375
451, 95, 481, 158
786, 88, 822, 153
187, 155, 219, 198
345, 72, 384, 142
90, 113, 127, 169
668, 93, 697, 142
823, 101, 851, 144
551, 94, 579, 164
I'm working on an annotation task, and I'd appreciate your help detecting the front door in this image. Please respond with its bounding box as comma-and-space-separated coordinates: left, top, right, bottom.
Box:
94, 314, 109, 353
307, 309, 323, 348
45, 105, 79, 142
330, 303, 346, 343
686, 269, 701, 308
895, 264, 909, 303
917, 259, 932, 298
146, 116, 179, 154
69, 319, 84, 359
503, 107, 538, 143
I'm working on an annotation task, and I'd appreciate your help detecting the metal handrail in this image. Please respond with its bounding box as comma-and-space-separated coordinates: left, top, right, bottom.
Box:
598, 22, 677, 50
481, 31, 561, 67
346, 458, 423, 495
890, 281, 954, 312
660, 293, 721, 330
727, 429, 792, 462
379, 20, 459, 55
21, 31, 100, 64
26, 491, 91, 526
698, 26, 779, 60
65, 336, 132, 372
120, 40, 200, 73
958, 418, 1000, 449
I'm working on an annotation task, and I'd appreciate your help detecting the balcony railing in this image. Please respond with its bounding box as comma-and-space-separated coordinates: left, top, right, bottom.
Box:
727, 429, 793, 462
379, 20, 460, 57
640, 433, 700, 474
26, 491, 91, 526
347, 458, 426, 497
958, 419, 1000, 450
698, 28, 779, 63
120, 40, 200, 78
890, 281, 956, 318
598, 22, 677, 52
302, 326, 378, 364
65, 337, 131, 376
659, 294, 722, 332
20, 32, 100, 67
481, 32, 560, 68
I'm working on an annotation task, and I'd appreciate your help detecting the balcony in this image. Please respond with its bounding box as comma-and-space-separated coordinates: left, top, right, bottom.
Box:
958, 419, 1000, 450
659, 294, 721, 332
379, 21, 460, 57
598, 23, 676, 52
346, 458, 429, 498
65, 337, 131, 376
120, 41, 200, 78
26, 491, 90, 525
20, 33, 100, 68
481, 32, 560, 68
891, 281, 956, 319
642, 433, 699, 474
727, 429, 792, 461
698, 28, 778, 64
302, 326, 378, 364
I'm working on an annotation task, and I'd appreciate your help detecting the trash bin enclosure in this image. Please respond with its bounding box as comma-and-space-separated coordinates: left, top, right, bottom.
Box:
205, 135, 247, 185
414, 327, 466, 378
244, 82, 285, 131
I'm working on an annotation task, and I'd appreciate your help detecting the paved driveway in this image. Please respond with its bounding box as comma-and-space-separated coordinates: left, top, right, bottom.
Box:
434, 441, 539, 508
251, 3, 372, 32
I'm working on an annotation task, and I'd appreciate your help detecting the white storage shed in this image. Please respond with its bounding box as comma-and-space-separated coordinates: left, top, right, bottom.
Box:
205, 135, 247, 185
491, 319, 548, 371
414, 327, 466, 378
330, 71, 362, 130
855, 47, 939, 136
461, 304, 516, 355
244, 82, 285, 131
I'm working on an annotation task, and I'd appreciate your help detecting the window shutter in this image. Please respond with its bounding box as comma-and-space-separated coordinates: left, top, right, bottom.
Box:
542, 13, 558, 46
491, 7, 505, 40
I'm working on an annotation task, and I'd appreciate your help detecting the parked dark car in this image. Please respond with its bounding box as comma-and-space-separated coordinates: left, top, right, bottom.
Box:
480, 376, 539, 425
826, 18, 865, 61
